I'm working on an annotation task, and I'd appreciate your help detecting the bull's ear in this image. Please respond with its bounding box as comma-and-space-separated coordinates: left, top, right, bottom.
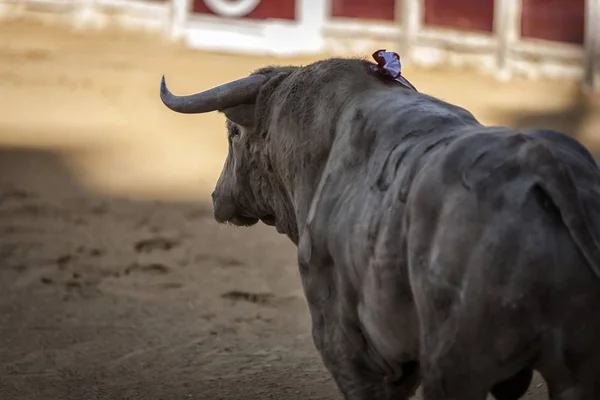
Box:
220, 104, 255, 127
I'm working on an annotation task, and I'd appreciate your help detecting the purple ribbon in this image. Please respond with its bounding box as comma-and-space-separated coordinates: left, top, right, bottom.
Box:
370, 49, 418, 92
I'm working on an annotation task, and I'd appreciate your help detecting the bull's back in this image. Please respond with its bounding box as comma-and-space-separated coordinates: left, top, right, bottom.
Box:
402, 128, 600, 399
525, 128, 600, 253
406, 128, 600, 365
407, 127, 600, 287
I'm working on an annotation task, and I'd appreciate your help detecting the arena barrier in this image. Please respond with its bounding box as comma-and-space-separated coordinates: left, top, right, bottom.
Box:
1, 0, 598, 91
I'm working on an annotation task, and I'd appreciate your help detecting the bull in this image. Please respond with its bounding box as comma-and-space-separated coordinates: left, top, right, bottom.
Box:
159, 54, 600, 400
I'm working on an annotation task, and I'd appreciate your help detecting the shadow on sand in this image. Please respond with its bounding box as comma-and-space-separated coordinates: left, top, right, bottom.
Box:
0, 145, 327, 400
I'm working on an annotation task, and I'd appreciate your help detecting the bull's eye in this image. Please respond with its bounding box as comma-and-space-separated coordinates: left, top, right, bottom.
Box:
229, 125, 241, 138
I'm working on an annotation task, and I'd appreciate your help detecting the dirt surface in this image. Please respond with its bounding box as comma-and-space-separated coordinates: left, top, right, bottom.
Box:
1, 19, 599, 400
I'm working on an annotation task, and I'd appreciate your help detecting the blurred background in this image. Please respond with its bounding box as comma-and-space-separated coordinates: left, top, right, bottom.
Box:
0, 0, 599, 399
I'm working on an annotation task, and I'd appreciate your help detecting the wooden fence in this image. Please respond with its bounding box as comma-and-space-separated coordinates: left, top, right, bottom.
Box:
1, 0, 598, 91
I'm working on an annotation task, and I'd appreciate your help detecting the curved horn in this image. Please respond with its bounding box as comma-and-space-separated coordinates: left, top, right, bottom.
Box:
160, 74, 267, 114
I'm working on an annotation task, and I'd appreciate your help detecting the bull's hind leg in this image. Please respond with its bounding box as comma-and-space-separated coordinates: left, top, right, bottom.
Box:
419, 361, 489, 400
416, 316, 497, 400
417, 322, 532, 400
412, 238, 537, 400
408, 213, 540, 399
416, 319, 502, 400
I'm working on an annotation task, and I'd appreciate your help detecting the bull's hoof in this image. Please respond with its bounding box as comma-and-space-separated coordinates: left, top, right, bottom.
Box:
490, 367, 534, 400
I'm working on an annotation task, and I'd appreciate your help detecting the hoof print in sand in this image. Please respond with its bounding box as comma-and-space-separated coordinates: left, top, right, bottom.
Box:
65, 280, 83, 289
221, 290, 275, 305
134, 237, 179, 253
56, 254, 73, 269
0, 186, 36, 201
193, 254, 245, 267
214, 256, 245, 267
124, 263, 171, 275
88, 248, 104, 257
90, 203, 108, 215
160, 282, 184, 290
75, 246, 105, 257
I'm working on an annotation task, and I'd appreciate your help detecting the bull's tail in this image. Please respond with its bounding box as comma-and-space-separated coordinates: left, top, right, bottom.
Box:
519, 137, 600, 279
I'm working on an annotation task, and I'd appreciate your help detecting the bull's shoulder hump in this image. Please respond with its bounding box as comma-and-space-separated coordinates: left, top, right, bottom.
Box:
524, 128, 598, 168
434, 128, 530, 189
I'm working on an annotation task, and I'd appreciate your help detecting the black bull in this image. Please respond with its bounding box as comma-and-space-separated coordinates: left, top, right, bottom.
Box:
160, 57, 600, 400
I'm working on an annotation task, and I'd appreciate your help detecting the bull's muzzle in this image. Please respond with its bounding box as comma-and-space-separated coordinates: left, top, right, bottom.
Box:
211, 191, 259, 227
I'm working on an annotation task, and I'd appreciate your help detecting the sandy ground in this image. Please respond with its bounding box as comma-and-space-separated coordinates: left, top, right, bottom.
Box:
1, 19, 600, 400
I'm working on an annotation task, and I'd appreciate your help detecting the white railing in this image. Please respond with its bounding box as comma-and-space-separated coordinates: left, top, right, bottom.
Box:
0, 0, 170, 32
0, 0, 597, 91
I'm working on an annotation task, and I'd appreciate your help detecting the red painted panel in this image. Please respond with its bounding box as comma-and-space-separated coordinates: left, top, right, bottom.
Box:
521, 0, 584, 44
424, 0, 494, 33
192, 0, 295, 20
330, 0, 395, 21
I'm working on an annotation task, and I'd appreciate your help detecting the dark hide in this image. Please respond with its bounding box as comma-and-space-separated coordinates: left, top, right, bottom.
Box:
195, 58, 600, 400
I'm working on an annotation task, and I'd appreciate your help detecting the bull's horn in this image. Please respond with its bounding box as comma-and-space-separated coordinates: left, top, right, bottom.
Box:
160, 74, 267, 114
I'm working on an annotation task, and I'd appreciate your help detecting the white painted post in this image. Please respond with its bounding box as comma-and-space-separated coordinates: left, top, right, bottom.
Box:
400, 0, 422, 61
15, 0, 26, 18
296, 0, 328, 53
169, 0, 191, 40
583, 0, 599, 91
494, 0, 521, 81
299, 0, 329, 28
73, 0, 97, 30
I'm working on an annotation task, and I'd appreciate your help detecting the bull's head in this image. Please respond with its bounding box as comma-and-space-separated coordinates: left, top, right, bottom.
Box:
160, 70, 297, 237
160, 56, 415, 243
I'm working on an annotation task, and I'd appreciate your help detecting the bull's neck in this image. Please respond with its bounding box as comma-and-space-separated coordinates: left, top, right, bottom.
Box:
294, 174, 323, 237
268, 70, 367, 244
274, 152, 331, 246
